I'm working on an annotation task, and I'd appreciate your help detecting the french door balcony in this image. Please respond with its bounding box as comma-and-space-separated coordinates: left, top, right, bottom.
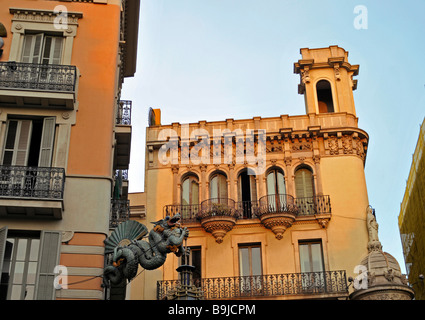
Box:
0, 61, 77, 109
0, 165, 65, 219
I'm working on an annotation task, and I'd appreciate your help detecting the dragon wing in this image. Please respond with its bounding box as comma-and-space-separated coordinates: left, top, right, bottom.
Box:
104, 220, 148, 254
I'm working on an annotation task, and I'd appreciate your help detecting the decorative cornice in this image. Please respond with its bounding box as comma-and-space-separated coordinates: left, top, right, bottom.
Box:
9, 7, 83, 25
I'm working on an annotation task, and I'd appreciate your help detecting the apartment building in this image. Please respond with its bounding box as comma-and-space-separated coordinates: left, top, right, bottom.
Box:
0, 0, 139, 300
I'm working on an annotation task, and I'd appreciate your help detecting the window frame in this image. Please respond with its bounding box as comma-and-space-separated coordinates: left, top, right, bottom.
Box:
8, 8, 82, 65
238, 243, 262, 277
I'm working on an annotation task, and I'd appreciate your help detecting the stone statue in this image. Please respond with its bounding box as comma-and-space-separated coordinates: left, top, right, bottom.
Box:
104, 214, 189, 285
366, 206, 382, 251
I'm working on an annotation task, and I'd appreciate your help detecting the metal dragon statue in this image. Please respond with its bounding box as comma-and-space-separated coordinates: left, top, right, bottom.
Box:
104, 214, 189, 285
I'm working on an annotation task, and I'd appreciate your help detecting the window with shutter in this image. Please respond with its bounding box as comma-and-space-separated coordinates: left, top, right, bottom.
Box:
21, 34, 64, 65
295, 168, 315, 199
2, 120, 33, 166
38, 117, 56, 168
181, 175, 199, 206
0, 226, 8, 299
0, 230, 42, 300
2, 118, 55, 168
266, 168, 285, 196
210, 173, 227, 203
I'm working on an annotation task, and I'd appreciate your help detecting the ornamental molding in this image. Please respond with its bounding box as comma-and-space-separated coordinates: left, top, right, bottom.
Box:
9, 7, 83, 25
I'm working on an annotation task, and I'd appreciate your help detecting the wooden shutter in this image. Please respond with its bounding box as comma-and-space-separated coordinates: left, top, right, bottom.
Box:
0, 226, 8, 285
35, 231, 61, 300
295, 169, 314, 198
38, 117, 56, 167
190, 179, 199, 205
21, 34, 44, 64
250, 175, 257, 201
2, 120, 33, 166
15, 120, 32, 166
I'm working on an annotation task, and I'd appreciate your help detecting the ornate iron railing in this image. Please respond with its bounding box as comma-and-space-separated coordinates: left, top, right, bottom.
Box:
165, 195, 332, 222
257, 194, 298, 216
110, 199, 130, 228
0, 166, 65, 200
116, 100, 132, 125
0, 61, 77, 93
295, 195, 331, 216
236, 200, 258, 219
198, 198, 239, 220
164, 203, 201, 223
157, 270, 348, 300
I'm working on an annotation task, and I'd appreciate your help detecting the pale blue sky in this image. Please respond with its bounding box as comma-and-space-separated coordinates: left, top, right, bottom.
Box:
122, 0, 425, 274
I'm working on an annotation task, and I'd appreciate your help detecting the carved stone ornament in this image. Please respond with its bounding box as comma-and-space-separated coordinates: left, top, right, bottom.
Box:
200, 215, 237, 244
316, 214, 331, 228
259, 213, 295, 240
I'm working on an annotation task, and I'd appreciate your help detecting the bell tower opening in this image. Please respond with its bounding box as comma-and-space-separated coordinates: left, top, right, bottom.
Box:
316, 80, 334, 113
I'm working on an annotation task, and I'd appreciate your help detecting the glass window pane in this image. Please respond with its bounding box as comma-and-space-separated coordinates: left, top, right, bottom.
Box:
251, 247, 262, 276
267, 172, 276, 195
239, 247, 250, 277
310, 243, 324, 272
277, 171, 285, 194
13, 262, 25, 284
210, 176, 218, 199
11, 285, 22, 300
182, 178, 189, 205
29, 239, 40, 261
299, 244, 310, 273
26, 262, 38, 285
16, 239, 27, 261
24, 285, 35, 300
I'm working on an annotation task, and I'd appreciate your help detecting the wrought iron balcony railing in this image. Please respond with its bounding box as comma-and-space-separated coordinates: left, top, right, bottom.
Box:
157, 270, 348, 300
110, 199, 130, 228
295, 195, 331, 216
236, 200, 258, 219
164, 203, 201, 223
116, 100, 132, 125
0, 61, 77, 93
198, 198, 239, 220
257, 194, 298, 216
0, 165, 65, 200
164, 195, 332, 223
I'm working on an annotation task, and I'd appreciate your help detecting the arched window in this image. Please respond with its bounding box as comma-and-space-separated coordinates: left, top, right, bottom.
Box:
316, 80, 334, 113
209, 172, 227, 202
266, 168, 285, 196
181, 175, 199, 221
181, 175, 199, 206
295, 167, 315, 199
266, 168, 287, 212
238, 170, 257, 218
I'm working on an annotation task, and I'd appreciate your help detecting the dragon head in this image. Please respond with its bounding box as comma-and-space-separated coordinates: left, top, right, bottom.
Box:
153, 213, 181, 232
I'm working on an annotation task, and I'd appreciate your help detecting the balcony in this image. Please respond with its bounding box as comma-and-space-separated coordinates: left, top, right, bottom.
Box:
0, 61, 77, 109
197, 198, 239, 244
256, 194, 298, 239
110, 199, 130, 228
164, 195, 332, 238
0, 165, 65, 219
114, 100, 132, 170
157, 270, 348, 300
164, 203, 200, 223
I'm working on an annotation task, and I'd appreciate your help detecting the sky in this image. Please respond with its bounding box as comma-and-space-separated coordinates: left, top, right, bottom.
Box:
121, 0, 425, 274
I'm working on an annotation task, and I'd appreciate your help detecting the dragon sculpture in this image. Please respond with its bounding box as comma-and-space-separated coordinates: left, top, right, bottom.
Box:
104, 214, 189, 285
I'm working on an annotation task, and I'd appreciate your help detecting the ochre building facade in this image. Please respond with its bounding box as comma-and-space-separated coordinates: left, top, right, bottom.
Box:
129, 46, 371, 300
